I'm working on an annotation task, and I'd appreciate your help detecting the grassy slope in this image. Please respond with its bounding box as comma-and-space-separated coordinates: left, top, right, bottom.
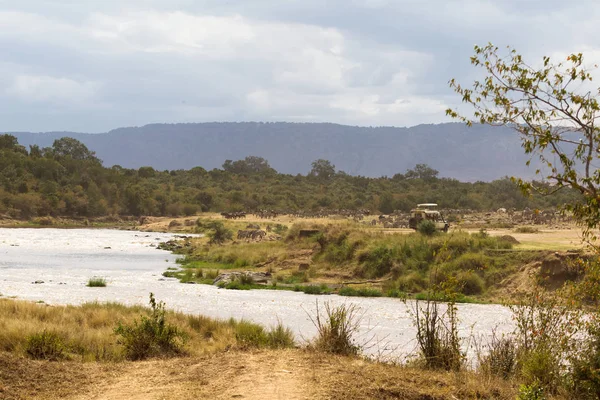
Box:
166, 216, 584, 303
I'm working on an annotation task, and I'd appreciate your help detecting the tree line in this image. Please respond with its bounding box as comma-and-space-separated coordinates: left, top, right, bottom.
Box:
0, 134, 581, 219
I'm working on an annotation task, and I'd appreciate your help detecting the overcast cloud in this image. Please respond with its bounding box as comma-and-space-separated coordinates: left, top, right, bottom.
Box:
1, 0, 600, 132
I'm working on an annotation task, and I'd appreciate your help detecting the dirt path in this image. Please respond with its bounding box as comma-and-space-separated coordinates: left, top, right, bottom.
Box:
1, 349, 516, 400
66, 351, 317, 400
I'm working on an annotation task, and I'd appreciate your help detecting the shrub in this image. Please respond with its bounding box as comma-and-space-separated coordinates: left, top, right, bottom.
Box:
114, 293, 187, 360
569, 322, 600, 399
455, 271, 484, 295
517, 383, 546, 400
272, 224, 288, 235
266, 322, 295, 349
417, 220, 437, 236
338, 287, 382, 297
87, 277, 107, 287
412, 294, 463, 371
519, 345, 560, 391
25, 331, 66, 360
396, 272, 427, 293
515, 226, 539, 234
359, 245, 395, 278
208, 222, 233, 245
478, 333, 518, 379
232, 320, 295, 349
309, 301, 361, 356
233, 320, 268, 348
293, 284, 329, 295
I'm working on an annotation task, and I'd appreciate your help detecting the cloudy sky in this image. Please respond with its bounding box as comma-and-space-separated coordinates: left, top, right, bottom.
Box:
1, 0, 599, 132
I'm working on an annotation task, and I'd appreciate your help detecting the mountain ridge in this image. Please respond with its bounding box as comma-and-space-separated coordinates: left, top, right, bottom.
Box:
9, 122, 531, 181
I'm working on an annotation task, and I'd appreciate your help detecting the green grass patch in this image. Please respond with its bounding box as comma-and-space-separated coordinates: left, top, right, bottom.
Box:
338, 287, 383, 297
87, 277, 107, 287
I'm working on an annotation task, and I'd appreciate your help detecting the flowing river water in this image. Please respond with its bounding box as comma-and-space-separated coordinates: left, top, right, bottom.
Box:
0, 228, 514, 360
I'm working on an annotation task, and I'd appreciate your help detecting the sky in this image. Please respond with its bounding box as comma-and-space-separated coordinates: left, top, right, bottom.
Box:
1, 0, 600, 132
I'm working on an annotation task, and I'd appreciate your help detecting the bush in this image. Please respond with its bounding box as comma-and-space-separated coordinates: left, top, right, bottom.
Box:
517, 383, 546, 400
232, 320, 295, 349
417, 220, 437, 236
478, 333, 517, 379
114, 293, 187, 360
338, 287, 382, 297
25, 331, 66, 360
272, 224, 288, 235
519, 346, 560, 391
455, 271, 484, 295
515, 226, 539, 234
396, 272, 427, 293
412, 295, 463, 371
208, 222, 233, 245
359, 245, 395, 278
569, 323, 600, 399
309, 301, 361, 356
266, 322, 295, 349
293, 284, 330, 295
87, 277, 107, 287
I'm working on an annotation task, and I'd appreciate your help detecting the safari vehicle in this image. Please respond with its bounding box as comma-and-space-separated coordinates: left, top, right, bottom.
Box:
408, 203, 449, 232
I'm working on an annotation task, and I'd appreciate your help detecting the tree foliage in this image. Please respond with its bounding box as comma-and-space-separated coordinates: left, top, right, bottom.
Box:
0, 134, 581, 219
310, 159, 336, 180
447, 43, 600, 235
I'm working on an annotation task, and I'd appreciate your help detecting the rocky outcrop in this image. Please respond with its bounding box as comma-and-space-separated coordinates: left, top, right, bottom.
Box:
213, 271, 272, 286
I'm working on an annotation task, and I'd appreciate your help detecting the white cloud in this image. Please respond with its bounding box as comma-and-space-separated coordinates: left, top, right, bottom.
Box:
6, 75, 100, 104
2, 1, 600, 131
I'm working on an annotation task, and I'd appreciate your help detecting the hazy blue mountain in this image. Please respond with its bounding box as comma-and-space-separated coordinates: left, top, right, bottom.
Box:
10, 122, 536, 181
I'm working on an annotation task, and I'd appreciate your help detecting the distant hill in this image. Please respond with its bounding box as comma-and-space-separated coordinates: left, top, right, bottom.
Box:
10, 122, 536, 181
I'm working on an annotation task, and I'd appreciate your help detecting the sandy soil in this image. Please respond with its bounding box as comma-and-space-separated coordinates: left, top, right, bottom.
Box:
0, 350, 515, 400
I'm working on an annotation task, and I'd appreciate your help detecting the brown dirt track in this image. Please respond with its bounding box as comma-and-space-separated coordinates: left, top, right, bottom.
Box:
0, 349, 515, 400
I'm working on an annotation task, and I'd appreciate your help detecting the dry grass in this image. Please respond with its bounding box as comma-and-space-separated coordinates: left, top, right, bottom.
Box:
0, 299, 238, 361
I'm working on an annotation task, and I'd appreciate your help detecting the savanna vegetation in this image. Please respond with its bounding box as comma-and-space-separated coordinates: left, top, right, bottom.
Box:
0, 134, 582, 222
165, 216, 555, 303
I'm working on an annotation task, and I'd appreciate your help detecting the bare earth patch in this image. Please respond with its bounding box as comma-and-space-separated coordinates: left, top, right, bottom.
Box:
1, 350, 516, 400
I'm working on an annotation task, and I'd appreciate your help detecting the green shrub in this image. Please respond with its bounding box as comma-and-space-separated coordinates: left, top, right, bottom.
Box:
396, 272, 427, 293
293, 284, 330, 295
272, 224, 288, 235
417, 220, 437, 236
233, 320, 268, 348
25, 331, 66, 360
206, 221, 233, 245
517, 382, 546, 400
232, 320, 295, 349
413, 295, 463, 371
519, 346, 560, 391
338, 287, 383, 297
309, 302, 361, 356
515, 226, 539, 234
569, 323, 600, 399
478, 334, 517, 379
451, 253, 492, 272
359, 245, 395, 278
87, 277, 107, 287
455, 271, 485, 295
266, 322, 295, 349
114, 293, 187, 360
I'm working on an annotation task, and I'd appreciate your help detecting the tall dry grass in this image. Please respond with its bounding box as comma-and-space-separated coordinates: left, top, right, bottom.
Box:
0, 299, 240, 361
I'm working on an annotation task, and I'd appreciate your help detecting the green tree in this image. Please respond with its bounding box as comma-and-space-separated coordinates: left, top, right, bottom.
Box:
447, 44, 600, 235
51, 137, 100, 163
309, 159, 336, 180
222, 156, 276, 175
405, 164, 439, 181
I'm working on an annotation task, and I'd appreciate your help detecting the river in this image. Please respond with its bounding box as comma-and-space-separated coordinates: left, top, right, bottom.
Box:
0, 228, 514, 360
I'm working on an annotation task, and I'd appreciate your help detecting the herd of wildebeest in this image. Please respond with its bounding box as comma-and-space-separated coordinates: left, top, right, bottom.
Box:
222, 207, 575, 242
